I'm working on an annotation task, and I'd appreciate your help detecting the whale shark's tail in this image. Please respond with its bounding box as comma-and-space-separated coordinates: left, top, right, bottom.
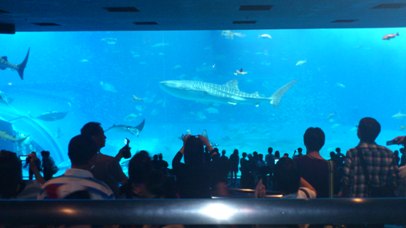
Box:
16, 48, 30, 80
270, 80, 297, 106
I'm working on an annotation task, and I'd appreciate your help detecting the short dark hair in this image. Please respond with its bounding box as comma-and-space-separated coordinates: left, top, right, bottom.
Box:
41, 150, 50, 157
304, 127, 325, 152
0, 150, 22, 198
68, 135, 98, 166
184, 136, 204, 166
80, 122, 103, 137
128, 150, 151, 185
358, 117, 381, 143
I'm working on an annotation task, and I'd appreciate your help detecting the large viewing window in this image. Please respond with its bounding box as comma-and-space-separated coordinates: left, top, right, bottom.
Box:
0, 28, 404, 171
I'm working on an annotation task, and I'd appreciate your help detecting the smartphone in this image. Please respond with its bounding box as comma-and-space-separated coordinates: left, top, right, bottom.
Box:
124, 138, 130, 146
122, 138, 131, 159
19, 155, 28, 161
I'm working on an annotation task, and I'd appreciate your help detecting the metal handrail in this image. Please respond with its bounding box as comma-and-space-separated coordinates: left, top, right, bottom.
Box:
1, 198, 406, 225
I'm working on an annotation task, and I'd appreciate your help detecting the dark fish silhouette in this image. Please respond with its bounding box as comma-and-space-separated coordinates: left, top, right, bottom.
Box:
0, 48, 30, 80
382, 32, 399, 40
36, 111, 68, 121
105, 119, 145, 136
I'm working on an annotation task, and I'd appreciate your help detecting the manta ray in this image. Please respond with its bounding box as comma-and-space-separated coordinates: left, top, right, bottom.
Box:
105, 119, 145, 136
160, 79, 296, 106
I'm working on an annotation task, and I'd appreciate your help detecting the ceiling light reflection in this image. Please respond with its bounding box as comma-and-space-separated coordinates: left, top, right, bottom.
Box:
199, 202, 238, 221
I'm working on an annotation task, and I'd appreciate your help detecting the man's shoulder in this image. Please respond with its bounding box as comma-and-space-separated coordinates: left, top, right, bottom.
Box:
98, 153, 115, 159
96, 153, 117, 163
40, 174, 114, 199
355, 143, 393, 153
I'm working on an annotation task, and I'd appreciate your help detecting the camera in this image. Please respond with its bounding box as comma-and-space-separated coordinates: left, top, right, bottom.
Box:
19, 155, 28, 161
386, 140, 397, 146
121, 138, 131, 159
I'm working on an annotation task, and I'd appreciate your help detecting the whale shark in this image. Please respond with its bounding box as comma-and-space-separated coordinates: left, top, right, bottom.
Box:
160, 79, 297, 106
0, 48, 30, 80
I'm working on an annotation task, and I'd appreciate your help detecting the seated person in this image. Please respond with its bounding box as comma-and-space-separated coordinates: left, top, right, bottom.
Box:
38, 134, 114, 199
274, 157, 316, 198
0, 150, 42, 199
126, 150, 177, 198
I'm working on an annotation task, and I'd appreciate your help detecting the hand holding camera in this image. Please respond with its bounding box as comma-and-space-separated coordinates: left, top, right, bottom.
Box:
119, 138, 132, 159
386, 136, 406, 146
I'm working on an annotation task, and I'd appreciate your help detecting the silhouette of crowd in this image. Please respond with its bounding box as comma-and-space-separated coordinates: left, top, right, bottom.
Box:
1, 117, 405, 226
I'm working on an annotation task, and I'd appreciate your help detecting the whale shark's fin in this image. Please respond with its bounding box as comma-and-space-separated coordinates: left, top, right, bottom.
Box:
17, 48, 30, 80
270, 80, 297, 106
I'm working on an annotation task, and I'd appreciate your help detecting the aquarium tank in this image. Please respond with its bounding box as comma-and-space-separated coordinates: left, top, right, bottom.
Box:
0, 28, 404, 174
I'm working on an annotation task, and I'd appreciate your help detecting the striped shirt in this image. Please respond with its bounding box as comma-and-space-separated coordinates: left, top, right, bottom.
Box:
38, 168, 114, 200
342, 142, 399, 197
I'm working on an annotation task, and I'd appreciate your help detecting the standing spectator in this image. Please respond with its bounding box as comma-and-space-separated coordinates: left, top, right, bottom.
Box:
24, 151, 41, 181
219, 149, 229, 181
229, 149, 240, 185
240, 153, 255, 188
80, 122, 129, 196
41, 150, 58, 181
38, 134, 114, 199
293, 147, 303, 160
341, 117, 399, 198
274, 151, 281, 163
265, 147, 275, 189
157, 153, 169, 174
172, 134, 213, 198
256, 154, 268, 186
296, 127, 331, 198
0, 150, 42, 199
0, 150, 23, 199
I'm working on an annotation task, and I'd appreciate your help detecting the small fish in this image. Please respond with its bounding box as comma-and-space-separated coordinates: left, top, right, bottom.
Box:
295, 60, 307, 66
392, 111, 406, 119
259, 34, 272, 39
336, 82, 346, 88
151, 42, 169, 48
233, 68, 248, 76
382, 32, 399, 40
0, 48, 30, 80
100, 81, 117, 93
105, 119, 145, 136
221, 30, 245, 39
101, 37, 117, 45
132, 95, 144, 102
36, 111, 68, 121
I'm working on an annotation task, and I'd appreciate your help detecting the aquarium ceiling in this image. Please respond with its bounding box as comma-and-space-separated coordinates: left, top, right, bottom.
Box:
0, 0, 406, 33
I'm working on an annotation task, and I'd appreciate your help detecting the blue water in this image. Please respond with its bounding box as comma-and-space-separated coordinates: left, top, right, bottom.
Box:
0, 28, 405, 171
